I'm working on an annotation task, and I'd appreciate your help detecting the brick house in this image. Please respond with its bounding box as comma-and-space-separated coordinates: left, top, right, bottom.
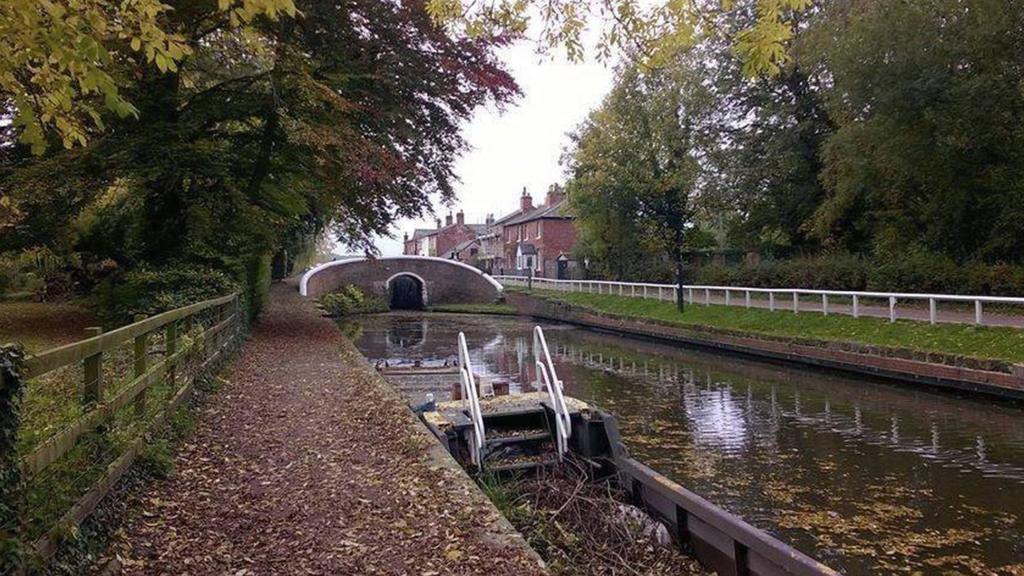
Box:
403, 224, 440, 256
447, 237, 482, 264
501, 185, 579, 279
403, 211, 483, 258
477, 198, 532, 274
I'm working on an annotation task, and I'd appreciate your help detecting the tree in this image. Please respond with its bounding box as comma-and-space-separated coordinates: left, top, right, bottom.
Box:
1, 0, 814, 158
1, 0, 518, 301
800, 0, 1024, 262
695, 4, 832, 254
428, 0, 813, 75
0, 0, 298, 153
565, 59, 710, 310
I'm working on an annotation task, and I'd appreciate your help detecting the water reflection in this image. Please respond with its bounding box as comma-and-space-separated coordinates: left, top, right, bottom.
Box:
350, 313, 1024, 575
386, 318, 426, 349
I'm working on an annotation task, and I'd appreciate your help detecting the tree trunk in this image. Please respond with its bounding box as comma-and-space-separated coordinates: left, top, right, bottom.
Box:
675, 257, 685, 312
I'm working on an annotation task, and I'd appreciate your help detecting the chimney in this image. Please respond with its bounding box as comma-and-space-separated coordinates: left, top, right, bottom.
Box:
520, 187, 533, 212
403, 232, 408, 242
435, 218, 442, 229
456, 210, 465, 226
546, 183, 565, 206
445, 212, 453, 227
485, 213, 494, 226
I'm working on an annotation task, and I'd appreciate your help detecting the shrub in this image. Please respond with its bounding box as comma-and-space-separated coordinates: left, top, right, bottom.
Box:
319, 285, 387, 316
0, 248, 78, 299
96, 264, 238, 325
866, 251, 964, 293
692, 253, 1024, 296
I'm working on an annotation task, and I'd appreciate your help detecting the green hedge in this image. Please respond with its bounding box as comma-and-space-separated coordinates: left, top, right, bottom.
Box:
693, 253, 1024, 296
95, 265, 240, 325
241, 254, 273, 322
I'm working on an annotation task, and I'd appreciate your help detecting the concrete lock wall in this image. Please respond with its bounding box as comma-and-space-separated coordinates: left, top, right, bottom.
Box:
299, 256, 503, 305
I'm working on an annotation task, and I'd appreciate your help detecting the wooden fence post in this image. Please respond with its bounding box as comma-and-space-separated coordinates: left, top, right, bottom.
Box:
133, 315, 148, 418
83, 327, 103, 405
233, 296, 242, 342
166, 321, 178, 388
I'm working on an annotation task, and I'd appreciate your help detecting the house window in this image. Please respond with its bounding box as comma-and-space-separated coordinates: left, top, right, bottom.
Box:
536, 222, 542, 239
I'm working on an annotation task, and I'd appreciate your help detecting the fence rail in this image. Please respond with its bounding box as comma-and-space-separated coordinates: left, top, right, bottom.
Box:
494, 275, 1024, 327
2, 292, 244, 565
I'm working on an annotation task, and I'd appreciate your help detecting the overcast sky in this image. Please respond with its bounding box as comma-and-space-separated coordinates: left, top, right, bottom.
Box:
355, 41, 615, 256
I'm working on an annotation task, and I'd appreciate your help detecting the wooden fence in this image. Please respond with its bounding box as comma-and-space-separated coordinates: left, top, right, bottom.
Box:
1, 292, 244, 566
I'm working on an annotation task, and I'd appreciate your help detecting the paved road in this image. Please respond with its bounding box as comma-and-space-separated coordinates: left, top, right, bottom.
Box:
112, 282, 545, 575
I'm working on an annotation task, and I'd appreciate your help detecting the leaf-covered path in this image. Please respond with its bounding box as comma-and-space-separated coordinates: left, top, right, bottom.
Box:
112, 281, 546, 575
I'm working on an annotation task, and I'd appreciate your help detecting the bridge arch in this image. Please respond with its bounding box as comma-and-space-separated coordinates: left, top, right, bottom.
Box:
386, 272, 426, 309
299, 256, 503, 305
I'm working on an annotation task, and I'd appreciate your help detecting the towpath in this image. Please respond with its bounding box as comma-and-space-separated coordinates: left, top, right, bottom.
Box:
110, 281, 545, 575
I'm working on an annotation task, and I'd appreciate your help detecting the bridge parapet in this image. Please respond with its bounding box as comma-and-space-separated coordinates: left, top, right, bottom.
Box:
299, 256, 503, 305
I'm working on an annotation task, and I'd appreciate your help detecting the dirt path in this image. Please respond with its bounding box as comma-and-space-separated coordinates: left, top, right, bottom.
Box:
112, 281, 546, 575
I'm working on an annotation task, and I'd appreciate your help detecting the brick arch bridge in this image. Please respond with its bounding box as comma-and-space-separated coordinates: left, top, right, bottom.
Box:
299, 256, 503, 306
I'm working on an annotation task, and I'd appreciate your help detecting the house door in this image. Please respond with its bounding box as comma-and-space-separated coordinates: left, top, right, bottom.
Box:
557, 258, 569, 279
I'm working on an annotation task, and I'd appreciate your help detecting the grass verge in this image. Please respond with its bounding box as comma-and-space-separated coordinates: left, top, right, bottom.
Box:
429, 302, 518, 315
515, 288, 1024, 364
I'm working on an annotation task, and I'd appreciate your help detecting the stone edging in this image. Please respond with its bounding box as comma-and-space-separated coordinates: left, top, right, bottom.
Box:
507, 293, 1024, 401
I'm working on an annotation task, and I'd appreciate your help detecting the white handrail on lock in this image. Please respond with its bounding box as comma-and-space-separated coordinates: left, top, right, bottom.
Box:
533, 326, 571, 460
457, 332, 485, 467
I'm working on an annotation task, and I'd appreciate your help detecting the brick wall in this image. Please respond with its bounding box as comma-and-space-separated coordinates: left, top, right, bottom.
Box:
303, 258, 501, 304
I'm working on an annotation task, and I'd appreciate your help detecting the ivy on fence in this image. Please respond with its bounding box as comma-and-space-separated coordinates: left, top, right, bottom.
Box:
0, 343, 26, 572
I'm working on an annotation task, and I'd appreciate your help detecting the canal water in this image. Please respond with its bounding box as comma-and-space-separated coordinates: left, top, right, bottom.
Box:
348, 313, 1024, 575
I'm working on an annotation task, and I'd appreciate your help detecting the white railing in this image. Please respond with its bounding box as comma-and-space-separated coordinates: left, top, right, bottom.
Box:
494, 275, 1024, 327
457, 332, 485, 467
533, 326, 571, 460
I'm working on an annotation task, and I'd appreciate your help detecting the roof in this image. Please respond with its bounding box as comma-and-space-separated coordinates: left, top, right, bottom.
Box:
411, 228, 437, 240
449, 238, 480, 255
503, 199, 572, 226
492, 208, 524, 227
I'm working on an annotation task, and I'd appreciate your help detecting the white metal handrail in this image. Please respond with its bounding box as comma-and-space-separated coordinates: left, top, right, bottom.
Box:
494, 275, 1024, 326
533, 326, 571, 460
457, 332, 485, 467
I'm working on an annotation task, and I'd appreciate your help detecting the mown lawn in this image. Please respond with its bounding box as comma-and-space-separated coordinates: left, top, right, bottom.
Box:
0, 300, 95, 353
517, 288, 1024, 364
